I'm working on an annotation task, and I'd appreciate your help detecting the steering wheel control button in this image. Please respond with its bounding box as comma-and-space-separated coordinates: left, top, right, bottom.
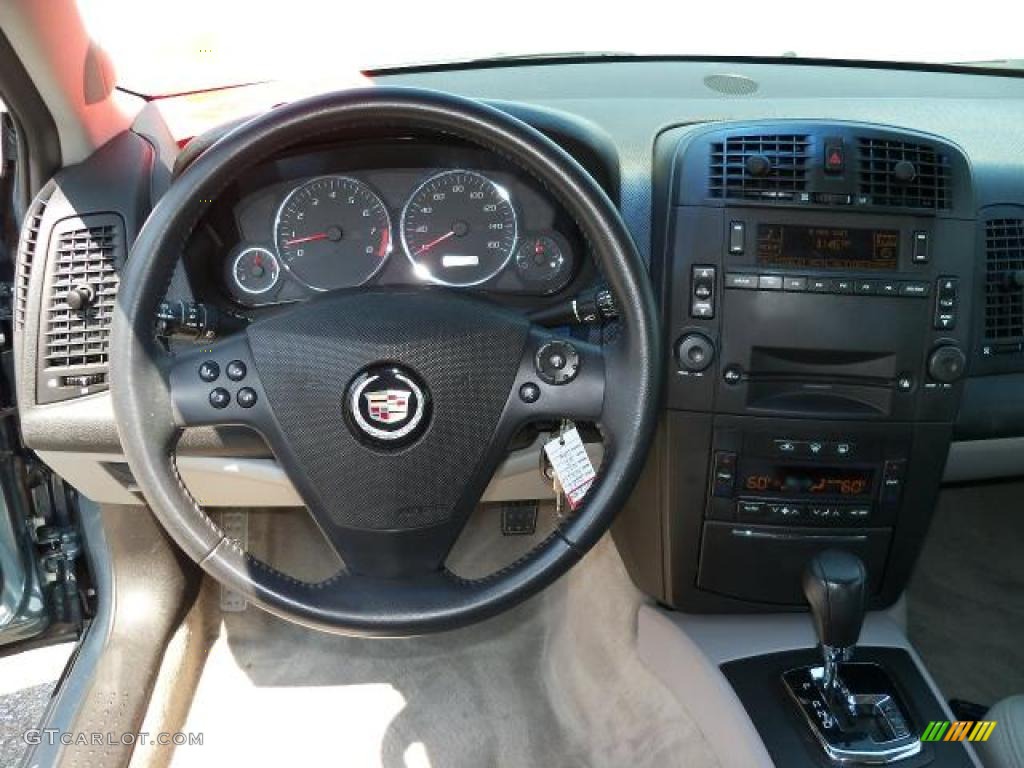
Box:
236, 387, 258, 408
535, 341, 579, 385
209, 388, 231, 409
226, 360, 247, 381
345, 365, 430, 447
198, 360, 220, 382
519, 382, 541, 404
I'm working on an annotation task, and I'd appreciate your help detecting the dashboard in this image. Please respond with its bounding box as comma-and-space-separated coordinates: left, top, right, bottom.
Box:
185, 142, 591, 312
11, 58, 1024, 620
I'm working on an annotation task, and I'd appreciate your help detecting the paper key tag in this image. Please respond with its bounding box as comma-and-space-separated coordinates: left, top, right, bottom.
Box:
544, 427, 596, 510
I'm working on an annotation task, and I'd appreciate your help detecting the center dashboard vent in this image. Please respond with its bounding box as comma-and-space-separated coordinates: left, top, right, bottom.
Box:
857, 138, 951, 210
709, 134, 810, 201
983, 219, 1024, 342
38, 214, 124, 404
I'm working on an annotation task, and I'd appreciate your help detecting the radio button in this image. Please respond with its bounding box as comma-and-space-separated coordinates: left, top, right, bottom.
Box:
807, 441, 826, 456
899, 280, 930, 297
808, 278, 830, 292
677, 333, 715, 373
912, 231, 930, 263
691, 266, 717, 318
725, 273, 758, 289
759, 275, 783, 290
729, 221, 745, 254
855, 279, 879, 295
783, 276, 807, 291
774, 439, 801, 455
880, 281, 900, 296
723, 366, 743, 385
831, 279, 854, 294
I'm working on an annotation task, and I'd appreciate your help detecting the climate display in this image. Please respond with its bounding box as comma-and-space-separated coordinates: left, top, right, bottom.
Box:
756, 224, 899, 270
740, 465, 874, 498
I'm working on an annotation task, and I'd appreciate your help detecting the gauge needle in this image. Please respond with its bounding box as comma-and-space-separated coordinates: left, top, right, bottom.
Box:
414, 230, 456, 255
283, 232, 329, 246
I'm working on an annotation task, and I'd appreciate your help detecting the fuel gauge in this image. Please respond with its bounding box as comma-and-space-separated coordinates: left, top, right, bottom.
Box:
231, 246, 280, 297
515, 235, 569, 288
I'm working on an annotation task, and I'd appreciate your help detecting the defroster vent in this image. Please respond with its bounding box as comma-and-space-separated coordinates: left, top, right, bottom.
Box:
857, 138, 950, 210
984, 219, 1024, 342
709, 134, 810, 201
14, 181, 55, 330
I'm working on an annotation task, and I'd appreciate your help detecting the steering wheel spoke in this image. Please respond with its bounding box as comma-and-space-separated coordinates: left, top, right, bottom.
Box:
167, 333, 269, 430
495, 326, 607, 438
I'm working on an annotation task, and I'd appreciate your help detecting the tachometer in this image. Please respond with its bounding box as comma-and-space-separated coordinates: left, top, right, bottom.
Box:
400, 170, 517, 287
274, 176, 392, 291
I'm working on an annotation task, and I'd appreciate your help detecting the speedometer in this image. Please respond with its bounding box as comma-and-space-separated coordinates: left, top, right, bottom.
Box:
274, 176, 391, 291
400, 170, 517, 287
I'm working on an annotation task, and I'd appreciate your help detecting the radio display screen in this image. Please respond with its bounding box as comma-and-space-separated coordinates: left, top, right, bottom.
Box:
756, 224, 899, 271
740, 465, 874, 498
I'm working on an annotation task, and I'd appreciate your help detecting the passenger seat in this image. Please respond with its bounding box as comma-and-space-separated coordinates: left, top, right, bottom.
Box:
977, 696, 1024, 768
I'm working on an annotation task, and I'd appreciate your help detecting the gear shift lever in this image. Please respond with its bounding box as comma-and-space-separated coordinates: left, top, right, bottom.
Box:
784, 550, 921, 763
802, 549, 867, 693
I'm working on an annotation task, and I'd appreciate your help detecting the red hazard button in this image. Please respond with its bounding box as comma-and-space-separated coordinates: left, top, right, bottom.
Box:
824, 140, 844, 174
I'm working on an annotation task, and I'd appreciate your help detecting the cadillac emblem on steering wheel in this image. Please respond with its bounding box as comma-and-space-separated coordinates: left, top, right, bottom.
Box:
345, 365, 430, 446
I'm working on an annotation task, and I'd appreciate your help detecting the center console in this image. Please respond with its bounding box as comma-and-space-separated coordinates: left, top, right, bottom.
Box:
615, 120, 976, 612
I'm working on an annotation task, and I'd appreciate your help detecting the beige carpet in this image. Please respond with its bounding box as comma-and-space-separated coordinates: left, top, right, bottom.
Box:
907, 480, 1024, 707
167, 510, 719, 768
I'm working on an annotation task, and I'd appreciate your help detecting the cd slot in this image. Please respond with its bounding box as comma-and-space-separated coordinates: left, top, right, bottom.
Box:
739, 374, 896, 416
729, 346, 900, 416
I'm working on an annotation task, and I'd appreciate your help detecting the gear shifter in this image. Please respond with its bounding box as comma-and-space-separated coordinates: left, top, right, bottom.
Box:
803, 549, 867, 694
782, 550, 921, 764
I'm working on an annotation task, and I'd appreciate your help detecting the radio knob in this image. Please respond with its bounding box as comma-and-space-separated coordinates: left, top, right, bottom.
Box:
927, 345, 967, 384
676, 333, 715, 373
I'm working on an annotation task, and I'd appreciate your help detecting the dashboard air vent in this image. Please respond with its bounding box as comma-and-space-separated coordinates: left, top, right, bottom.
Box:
709, 134, 810, 201
984, 219, 1024, 341
857, 138, 950, 210
14, 182, 55, 329
43, 219, 122, 370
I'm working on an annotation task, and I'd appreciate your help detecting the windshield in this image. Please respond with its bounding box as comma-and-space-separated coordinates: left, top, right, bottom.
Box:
79, 0, 1021, 97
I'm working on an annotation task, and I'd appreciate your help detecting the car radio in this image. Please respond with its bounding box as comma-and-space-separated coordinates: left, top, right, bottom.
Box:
613, 119, 974, 612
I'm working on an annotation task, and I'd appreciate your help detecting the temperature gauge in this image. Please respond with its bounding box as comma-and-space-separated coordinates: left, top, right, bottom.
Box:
515, 235, 569, 288
231, 246, 280, 297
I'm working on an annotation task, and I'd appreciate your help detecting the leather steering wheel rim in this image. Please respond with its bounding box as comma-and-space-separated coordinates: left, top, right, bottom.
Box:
110, 87, 661, 636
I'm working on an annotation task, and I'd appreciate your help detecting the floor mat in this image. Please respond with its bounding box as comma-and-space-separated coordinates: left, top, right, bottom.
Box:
0, 642, 75, 766
907, 480, 1024, 707
170, 534, 719, 768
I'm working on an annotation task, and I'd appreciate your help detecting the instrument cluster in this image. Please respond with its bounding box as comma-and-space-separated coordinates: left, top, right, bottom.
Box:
211, 144, 585, 308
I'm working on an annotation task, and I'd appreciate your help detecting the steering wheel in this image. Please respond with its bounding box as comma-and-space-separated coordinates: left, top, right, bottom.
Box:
111, 87, 660, 636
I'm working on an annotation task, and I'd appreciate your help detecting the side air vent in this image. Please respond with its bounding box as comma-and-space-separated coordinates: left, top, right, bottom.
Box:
857, 138, 950, 210
709, 134, 810, 201
14, 181, 55, 329
984, 219, 1024, 342
37, 214, 124, 404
